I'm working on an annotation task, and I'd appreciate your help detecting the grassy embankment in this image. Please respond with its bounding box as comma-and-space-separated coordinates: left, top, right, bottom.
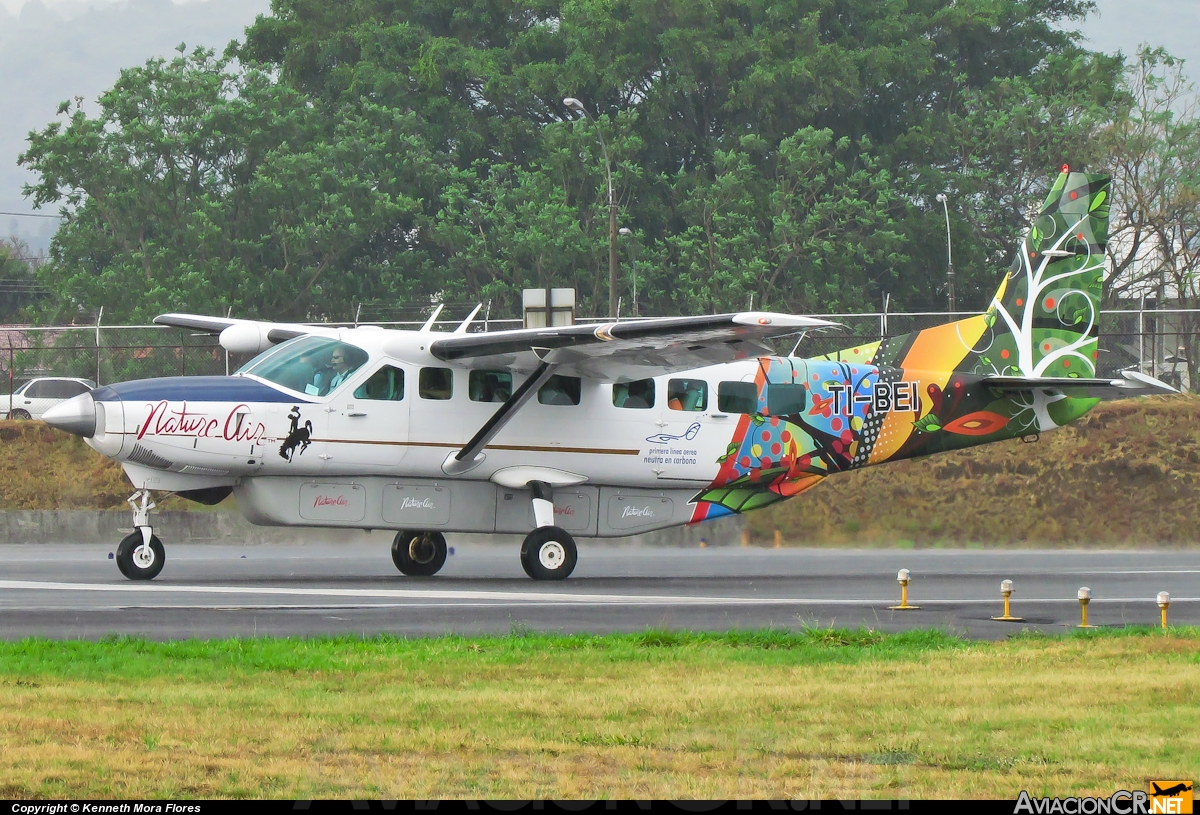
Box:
2, 394, 1199, 543
752, 394, 1200, 547
1, 629, 1197, 798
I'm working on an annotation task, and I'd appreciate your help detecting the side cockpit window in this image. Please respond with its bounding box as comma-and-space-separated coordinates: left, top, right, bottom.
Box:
237, 336, 368, 396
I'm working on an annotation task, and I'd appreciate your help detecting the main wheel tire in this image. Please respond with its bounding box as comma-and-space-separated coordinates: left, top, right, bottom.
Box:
9, 409, 30, 420
391, 530, 447, 577
520, 526, 578, 581
115, 531, 165, 580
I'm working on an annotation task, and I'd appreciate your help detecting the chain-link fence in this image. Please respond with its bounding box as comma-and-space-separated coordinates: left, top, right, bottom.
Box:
0, 307, 1194, 396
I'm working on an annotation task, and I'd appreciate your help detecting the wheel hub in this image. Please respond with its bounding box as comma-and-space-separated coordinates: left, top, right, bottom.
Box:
133, 545, 156, 569
538, 541, 566, 570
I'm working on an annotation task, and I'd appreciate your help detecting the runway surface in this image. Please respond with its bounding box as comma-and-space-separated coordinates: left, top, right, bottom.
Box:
1, 541, 1197, 640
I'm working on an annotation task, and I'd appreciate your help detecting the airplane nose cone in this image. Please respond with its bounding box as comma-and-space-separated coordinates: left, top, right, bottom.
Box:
42, 392, 97, 438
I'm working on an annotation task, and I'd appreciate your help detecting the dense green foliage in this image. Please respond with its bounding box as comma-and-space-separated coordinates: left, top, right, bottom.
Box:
20, 0, 1123, 322
0, 239, 43, 322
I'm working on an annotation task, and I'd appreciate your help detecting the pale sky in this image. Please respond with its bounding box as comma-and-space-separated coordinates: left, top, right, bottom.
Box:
2, 0, 1198, 252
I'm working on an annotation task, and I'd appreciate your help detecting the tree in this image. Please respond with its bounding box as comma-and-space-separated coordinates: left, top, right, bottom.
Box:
0, 238, 45, 323
1099, 47, 1200, 389
21, 47, 459, 322
22, 0, 1122, 322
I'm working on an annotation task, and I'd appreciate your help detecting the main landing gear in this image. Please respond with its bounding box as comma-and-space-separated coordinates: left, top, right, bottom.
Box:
388, 481, 579, 582
116, 490, 165, 580
519, 480, 577, 581
391, 530, 448, 576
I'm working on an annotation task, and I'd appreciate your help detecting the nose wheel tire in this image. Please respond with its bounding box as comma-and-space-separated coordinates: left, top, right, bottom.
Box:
391, 530, 447, 577
520, 526, 578, 581
116, 532, 165, 580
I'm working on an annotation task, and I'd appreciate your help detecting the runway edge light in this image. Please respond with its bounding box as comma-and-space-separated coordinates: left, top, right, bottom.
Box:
889, 568, 920, 610
992, 578, 1025, 622
1077, 586, 1096, 629
1158, 591, 1171, 629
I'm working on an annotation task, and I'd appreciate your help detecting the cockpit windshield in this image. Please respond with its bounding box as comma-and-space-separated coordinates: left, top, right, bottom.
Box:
236, 336, 369, 396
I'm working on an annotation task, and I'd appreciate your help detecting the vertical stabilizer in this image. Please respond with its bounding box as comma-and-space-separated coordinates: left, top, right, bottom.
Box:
985, 169, 1109, 379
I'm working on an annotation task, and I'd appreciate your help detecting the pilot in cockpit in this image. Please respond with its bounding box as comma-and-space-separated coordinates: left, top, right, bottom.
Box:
322, 347, 354, 394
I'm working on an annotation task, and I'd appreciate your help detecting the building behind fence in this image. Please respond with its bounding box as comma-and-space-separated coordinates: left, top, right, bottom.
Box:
1, 306, 1195, 394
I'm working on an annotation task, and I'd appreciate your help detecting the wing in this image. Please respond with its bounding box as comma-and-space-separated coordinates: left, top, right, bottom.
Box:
154, 313, 329, 354
981, 369, 1179, 397
428, 312, 837, 380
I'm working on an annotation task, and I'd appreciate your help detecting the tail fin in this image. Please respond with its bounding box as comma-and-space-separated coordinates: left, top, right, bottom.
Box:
985, 168, 1109, 379
827, 168, 1110, 381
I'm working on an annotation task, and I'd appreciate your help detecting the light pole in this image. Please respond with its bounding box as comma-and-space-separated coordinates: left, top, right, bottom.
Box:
935, 193, 956, 313
564, 97, 618, 319
619, 227, 638, 317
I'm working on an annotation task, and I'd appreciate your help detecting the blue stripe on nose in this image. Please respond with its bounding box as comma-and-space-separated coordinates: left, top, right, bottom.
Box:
90, 376, 313, 404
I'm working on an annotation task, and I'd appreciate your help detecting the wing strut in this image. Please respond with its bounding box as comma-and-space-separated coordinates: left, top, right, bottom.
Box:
441, 361, 559, 475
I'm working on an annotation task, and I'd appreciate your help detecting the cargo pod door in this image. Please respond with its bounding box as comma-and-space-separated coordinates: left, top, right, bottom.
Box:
324, 362, 410, 470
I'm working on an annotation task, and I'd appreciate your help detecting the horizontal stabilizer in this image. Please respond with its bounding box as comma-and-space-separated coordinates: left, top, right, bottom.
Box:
982, 370, 1179, 397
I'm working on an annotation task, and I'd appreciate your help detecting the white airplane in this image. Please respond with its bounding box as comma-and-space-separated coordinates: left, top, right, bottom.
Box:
42, 169, 1174, 581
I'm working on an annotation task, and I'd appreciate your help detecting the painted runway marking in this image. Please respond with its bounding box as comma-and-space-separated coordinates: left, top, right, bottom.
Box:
0, 581, 1196, 608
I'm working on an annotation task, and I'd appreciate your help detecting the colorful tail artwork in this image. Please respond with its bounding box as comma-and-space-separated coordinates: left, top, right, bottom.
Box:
690, 169, 1111, 522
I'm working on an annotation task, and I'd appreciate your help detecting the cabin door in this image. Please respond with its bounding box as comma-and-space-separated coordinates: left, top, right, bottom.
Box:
323, 363, 410, 469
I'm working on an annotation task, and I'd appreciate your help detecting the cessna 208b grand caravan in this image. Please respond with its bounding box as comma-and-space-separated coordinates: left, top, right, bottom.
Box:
42, 169, 1174, 581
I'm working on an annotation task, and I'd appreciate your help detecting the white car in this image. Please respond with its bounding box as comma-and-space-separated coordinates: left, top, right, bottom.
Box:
5, 377, 97, 420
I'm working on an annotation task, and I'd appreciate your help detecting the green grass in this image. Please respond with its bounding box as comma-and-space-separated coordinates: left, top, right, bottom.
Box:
1, 628, 1198, 798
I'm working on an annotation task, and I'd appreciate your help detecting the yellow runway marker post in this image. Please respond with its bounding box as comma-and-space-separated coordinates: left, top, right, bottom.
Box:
991, 578, 1024, 622
889, 568, 920, 610
1158, 591, 1171, 629
1077, 586, 1096, 629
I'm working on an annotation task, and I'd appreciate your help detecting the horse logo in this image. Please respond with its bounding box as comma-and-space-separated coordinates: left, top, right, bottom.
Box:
279, 406, 313, 462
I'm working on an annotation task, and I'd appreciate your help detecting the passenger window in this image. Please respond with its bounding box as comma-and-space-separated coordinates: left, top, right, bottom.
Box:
612, 378, 655, 409
354, 366, 405, 401
718, 381, 758, 414
61, 381, 90, 397
469, 370, 513, 403
538, 375, 581, 406
24, 382, 47, 398
419, 367, 453, 400
667, 379, 707, 411
766, 383, 806, 416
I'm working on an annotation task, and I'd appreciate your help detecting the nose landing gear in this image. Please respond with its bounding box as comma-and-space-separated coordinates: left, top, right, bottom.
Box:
116, 490, 165, 580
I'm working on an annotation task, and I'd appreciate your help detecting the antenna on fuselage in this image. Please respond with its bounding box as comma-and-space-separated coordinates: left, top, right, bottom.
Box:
454, 303, 483, 334
420, 304, 445, 332
789, 331, 808, 357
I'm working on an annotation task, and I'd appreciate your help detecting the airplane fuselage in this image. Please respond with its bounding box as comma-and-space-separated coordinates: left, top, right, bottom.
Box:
78, 322, 1095, 538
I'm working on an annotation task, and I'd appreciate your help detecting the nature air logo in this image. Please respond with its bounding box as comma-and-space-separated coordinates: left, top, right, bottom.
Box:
1149, 782, 1193, 814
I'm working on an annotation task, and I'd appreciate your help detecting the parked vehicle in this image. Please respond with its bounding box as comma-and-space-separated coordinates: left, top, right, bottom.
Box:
5, 377, 96, 420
